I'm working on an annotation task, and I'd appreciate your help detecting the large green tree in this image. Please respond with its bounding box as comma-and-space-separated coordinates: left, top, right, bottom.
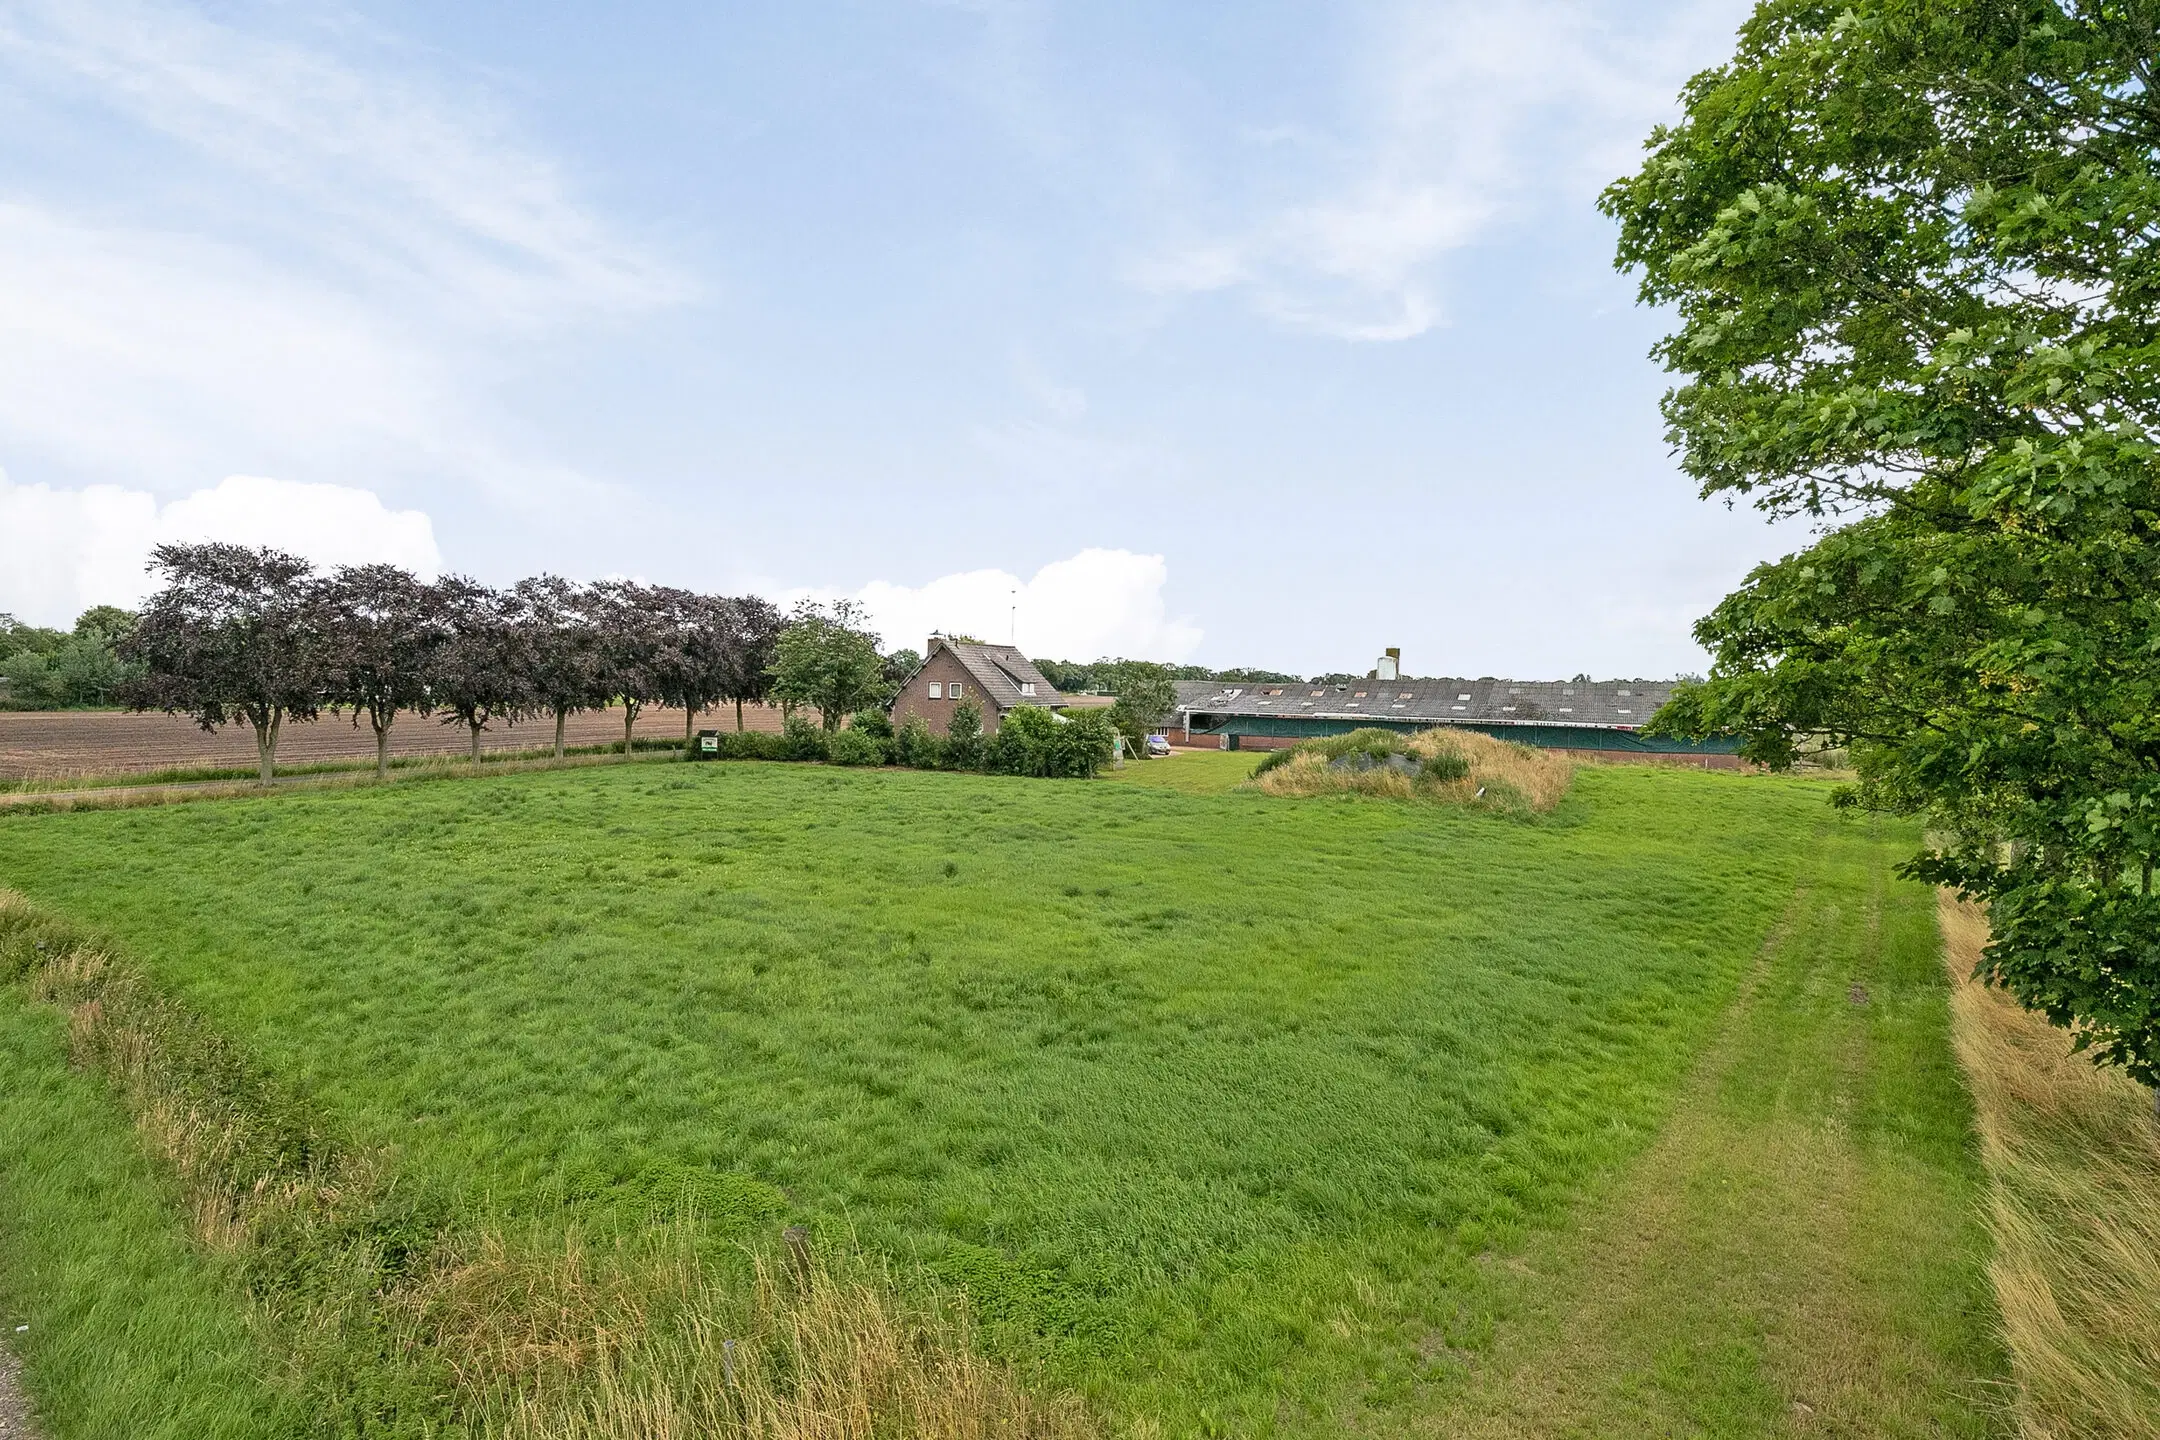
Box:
1607, 0, 2160, 1087
769, 599, 884, 731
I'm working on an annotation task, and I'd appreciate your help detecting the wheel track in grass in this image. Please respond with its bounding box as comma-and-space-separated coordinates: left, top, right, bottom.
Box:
1420, 817, 2008, 1438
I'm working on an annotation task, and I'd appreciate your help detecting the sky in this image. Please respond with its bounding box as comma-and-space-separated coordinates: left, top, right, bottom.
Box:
0, 0, 1804, 677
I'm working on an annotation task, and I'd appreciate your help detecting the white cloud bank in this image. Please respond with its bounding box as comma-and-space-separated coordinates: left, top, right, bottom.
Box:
0, 472, 441, 626
815, 548, 1203, 663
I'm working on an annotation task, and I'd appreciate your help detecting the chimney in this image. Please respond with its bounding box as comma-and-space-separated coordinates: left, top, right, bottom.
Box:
1377, 647, 1400, 681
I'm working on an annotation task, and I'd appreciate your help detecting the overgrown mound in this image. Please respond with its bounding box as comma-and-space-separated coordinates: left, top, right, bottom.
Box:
1249, 727, 1573, 814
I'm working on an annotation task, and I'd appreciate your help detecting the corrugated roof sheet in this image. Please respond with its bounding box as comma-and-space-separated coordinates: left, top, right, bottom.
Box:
1171, 676, 1673, 731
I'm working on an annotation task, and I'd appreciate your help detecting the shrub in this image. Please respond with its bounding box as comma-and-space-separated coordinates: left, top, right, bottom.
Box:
892, 715, 940, 770
943, 700, 984, 771
849, 708, 894, 739
1053, 709, 1117, 779
781, 714, 829, 762
827, 727, 887, 767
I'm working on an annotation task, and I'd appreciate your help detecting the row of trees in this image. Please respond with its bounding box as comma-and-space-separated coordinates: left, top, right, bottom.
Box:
0, 608, 141, 709
121, 543, 920, 782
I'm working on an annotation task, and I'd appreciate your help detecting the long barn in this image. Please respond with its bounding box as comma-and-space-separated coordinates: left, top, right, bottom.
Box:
1172, 676, 1744, 767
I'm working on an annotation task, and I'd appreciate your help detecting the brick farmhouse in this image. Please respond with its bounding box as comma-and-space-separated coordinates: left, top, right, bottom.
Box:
889, 637, 1064, 736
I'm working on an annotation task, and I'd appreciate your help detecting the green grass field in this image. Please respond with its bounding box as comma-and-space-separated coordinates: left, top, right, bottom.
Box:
0, 754, 2007, 1435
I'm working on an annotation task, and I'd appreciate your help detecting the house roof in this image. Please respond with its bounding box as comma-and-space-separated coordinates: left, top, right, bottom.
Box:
1172, 676, 1675, 732
936, 640, 1064, 712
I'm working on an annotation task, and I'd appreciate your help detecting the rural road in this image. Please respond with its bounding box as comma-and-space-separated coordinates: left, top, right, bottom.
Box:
0, 1337, 39, 1440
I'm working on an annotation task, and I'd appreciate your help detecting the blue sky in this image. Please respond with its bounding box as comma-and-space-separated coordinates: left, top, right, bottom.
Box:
0, 0, 1799, 676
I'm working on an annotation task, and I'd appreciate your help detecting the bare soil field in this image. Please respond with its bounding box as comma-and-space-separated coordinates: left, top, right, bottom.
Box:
0, 705, 791, 782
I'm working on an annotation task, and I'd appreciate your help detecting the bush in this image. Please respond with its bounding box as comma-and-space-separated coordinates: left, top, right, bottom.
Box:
849, 708, 894, 739
892, 715, 940, 769
827, 727, 887, 767
708, 729, 789, 761
781, 715, 829, 762
943, 700, 984, 771
983, 706, 1116, 779
1052, 709, 1117, 778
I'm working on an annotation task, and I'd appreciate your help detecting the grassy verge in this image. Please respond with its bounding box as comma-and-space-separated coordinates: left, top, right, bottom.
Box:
1940, 894, 2160, 1439
1424, 815, 2006, 1437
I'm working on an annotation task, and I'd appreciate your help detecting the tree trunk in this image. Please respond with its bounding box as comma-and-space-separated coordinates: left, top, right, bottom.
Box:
624, 703, 637, 757
554, 707, 566, 761
375, 717, 392, 781
735, 698, 745, 732
469, 719, 483, 766
684, 705, 697, 746
255, 716, 276, 786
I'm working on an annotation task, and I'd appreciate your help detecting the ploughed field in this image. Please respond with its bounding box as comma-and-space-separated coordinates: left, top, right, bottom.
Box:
0, 755, 2005, 1436
0, 705, 790, 781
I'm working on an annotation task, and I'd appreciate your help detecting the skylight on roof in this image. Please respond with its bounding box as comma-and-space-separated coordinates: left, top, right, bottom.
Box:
1457, 694, 1470, 701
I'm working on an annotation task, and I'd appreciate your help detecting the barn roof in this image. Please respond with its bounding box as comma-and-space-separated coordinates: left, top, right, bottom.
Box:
1172, 676, 1675, 732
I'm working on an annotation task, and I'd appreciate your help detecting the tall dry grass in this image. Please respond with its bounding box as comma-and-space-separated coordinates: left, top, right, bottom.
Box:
407, 1229, 1099, 1440
1939, 892, 2160, 1440
1, 890, 1102, 1440
1250, 727, 1575, 814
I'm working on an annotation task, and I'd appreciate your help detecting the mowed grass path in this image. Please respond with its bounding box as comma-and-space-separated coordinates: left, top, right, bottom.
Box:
0, 757, 1998, 1432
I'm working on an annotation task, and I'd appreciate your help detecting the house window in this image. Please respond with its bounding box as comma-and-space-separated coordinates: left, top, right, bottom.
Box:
1020, 682, 1036, 696
949, 682, 963, 699
928, 682, 942, 699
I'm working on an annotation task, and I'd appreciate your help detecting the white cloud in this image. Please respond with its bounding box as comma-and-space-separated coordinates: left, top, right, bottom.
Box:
799, 548, 1202, 662
0, 0, 684, 511
1131, 0, 1751, 341
0, 0, 685, 322
0, 472, 441, 626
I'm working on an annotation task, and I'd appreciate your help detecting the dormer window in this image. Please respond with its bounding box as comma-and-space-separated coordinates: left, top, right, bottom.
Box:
1020, 682, 1036, 696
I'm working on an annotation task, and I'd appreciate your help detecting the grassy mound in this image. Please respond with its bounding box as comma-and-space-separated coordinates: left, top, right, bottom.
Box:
1249, 727, 1575, 813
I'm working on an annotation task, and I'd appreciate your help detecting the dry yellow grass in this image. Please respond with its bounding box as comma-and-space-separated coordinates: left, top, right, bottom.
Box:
406, 1228, 1102, 1440
1250, 727, 1575, 813
1939, 892, 2160, 1440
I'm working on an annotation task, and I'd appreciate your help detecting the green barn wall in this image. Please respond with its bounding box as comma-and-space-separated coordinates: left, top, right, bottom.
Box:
1194, 714, 1739, 756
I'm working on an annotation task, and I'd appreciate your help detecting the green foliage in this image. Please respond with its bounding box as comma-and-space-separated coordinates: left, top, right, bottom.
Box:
781, 714, 830, 762
1102, 661, 1177, 741
981, 706, 1116, 779
0, 765, 2001, 1432
825, 726, 887, 767
943, 698, 984, 771
770, 600, 885, 730
892, 714, 940, 770
849, 708, 894, 739
1606, 0, 2160, 1082
0, 607, 141, 708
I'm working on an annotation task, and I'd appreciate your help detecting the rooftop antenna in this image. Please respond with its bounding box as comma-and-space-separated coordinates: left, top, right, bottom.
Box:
1009, 588, 1017, 647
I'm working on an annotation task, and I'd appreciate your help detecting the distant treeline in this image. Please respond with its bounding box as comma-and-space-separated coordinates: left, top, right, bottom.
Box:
0, 607, 142, 708
1033, 658, 1306, 693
